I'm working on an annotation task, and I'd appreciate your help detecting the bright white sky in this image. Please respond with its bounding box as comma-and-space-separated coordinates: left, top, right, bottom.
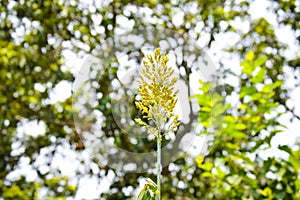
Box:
12, 0, 300, 199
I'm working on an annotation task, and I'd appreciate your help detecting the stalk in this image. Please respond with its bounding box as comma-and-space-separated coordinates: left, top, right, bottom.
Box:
156, 132, 161, 200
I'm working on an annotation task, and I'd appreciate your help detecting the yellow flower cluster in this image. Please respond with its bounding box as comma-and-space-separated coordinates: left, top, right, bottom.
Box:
135, 48, 180, 138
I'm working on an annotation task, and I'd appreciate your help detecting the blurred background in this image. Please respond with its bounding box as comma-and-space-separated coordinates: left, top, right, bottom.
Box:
0, 0, 299, 199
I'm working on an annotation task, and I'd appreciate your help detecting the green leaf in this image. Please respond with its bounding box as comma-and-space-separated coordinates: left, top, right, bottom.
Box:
199, 112, 211, 126
244, 176, 257, 188
270, 129, 283, 135
275, 168, 286, 181
289, 155, 300, 171
251, 115, 261, 123
198, 161, 214, 171
145, 178, 158, 193
251, 67, 265, 83
234, 123, 247, 130
196, 95, 212, 107
137, 189, 153, 200
222, 182, 231, 191
227, 175, 242, 185
246, 50, 255, 61
251, 92, 263, 101
136, 178, 158, 200
241, 60, 254, 75
240, 86, 257, 97
212, 103, 227, 116
253, 57, 268, 68
196, 155, 204, 166
295, 179, 300, 190
262, 81, 283, 93
216, 167, 226, 179
211, 93, 224, 106
225, 143, 240, 150
261, 187, 273, 197
278, 145, 291, 154
202, 172, 214, 178
262, 84, 272, 93
230, 131, 247, 139
272, 80, 283, 89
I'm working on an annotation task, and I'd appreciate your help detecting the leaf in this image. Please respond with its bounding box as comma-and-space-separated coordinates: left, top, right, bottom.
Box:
253, 57, 268, 68
240, 86, 257, 97
222, 182, 231, 191
234, 123, 247, 130
195, 95, 211, 107
137, 188, 153, 200
251, 115, 261, 123
136, 178, 158, 200
260, 187, 272, 197
230, 131, 247, 139
198, 161, 213, 171
216, 167, 226, 179
251, 67, 265, 83
211, 93, 224, 106
227, 175, 242, 185
278, 145, 291, 154
239, 104, 247, 110
225, 143, 240, 150
262, 84, 272, 93
196, 155, 204, 166
145, 178, 159, 194
275, 168, 286, 181
289, 155, 300, 171
270, 129, 283, 135
241, 60, 254, 75
246, 50, 255, 61
202, 172, 214, 178
295, 179, 300, 190
212, 103, 227, 116
251, 92, 262, 101
272, 80, 283, 89
262, 81, 283, 93
244, 176, 257, 188
199, 112, 210, 125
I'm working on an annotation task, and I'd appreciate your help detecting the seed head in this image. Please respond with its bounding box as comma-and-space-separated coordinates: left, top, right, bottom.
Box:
135, 48, 180, 137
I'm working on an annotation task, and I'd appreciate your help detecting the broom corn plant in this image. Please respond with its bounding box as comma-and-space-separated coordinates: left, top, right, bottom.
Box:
135, 48, 180, 200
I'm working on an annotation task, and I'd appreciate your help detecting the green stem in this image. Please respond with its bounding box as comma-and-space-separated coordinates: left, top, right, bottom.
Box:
156, 132, 161, 200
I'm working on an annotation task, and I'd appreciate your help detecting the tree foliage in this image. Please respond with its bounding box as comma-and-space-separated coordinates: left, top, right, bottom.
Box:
0, 0, 299, 199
